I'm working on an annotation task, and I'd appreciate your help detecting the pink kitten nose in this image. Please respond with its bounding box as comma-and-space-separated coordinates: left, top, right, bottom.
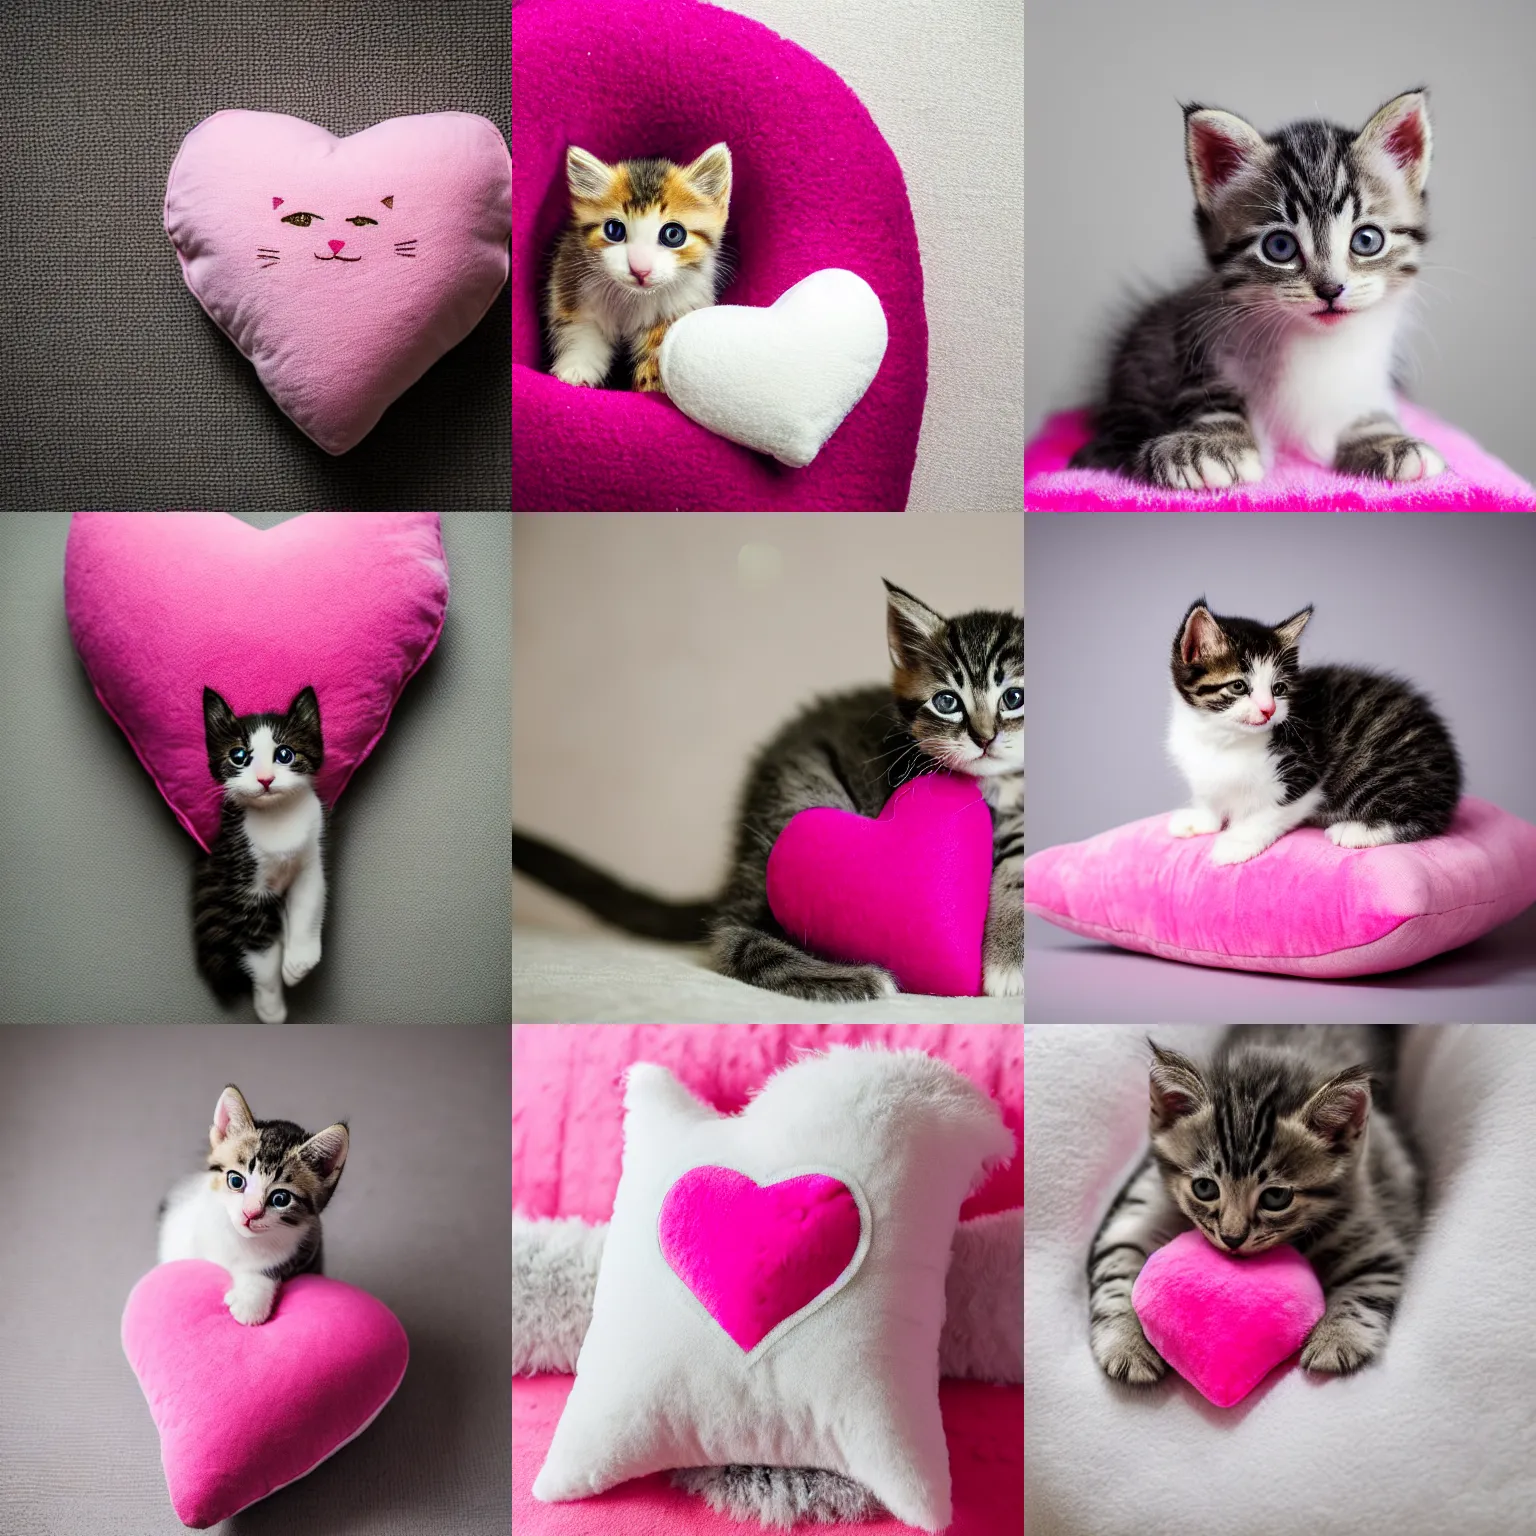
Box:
257, 775, 274, 790
628, 261, 652, 284
328, 239, 346, 254
1257, 702, 1276, 721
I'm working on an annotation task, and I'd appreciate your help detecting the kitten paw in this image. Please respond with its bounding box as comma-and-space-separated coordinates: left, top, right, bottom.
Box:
223, 1285, 275, 1327
1092, 1315, 1168, 1385
1300, 1313, 1382, 1374
983, 963, 1024, 998
1335, 433, 1445, 482
792, 966, 899, 1003
1168, 806, 1223, 838
1210, 827, 1273, 865
1327, 820, 1397, 849
253, 991, 287, 1025
282, 938, 321, 986
552, 358, 607, 388
1142, 432, 1263, 490
633, 360, 667, 394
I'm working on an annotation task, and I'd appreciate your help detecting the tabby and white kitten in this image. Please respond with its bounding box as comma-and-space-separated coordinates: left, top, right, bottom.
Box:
1072, 91, 1441, 487
192, 686, 327, 1023
545, 143, 731, 393
511, 583, 1025, 1000
1168, 601, 1460, 865
1089, 1026, 1420, 1385
158, 1084, 349, 1326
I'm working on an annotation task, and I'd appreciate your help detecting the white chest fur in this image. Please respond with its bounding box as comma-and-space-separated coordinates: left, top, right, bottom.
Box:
1166, 698, 1287, 820
243, 789, 323, 898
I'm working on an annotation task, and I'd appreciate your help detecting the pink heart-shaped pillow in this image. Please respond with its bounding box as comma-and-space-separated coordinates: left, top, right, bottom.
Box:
122, 1260, 409, 1528
658, 1167, 866, 1353
765, 774, 994, 996
64, 512, 449, 852
1132, 1230, 1325, 1407
166, 110, 511, 453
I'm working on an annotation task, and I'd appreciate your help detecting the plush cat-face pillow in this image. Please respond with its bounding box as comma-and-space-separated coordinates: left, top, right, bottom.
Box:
166, 110, 511, 454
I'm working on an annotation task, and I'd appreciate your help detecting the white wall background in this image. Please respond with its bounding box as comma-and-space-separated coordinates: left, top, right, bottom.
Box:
716, 0, 1023, 511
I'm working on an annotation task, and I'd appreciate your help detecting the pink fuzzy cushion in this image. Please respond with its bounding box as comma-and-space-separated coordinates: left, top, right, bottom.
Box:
511, 0, 927, 510
766, 775, 994, 997
1024, 797, 1536, 978
1132, 1231, 1324, 1408
166, 110, 511, 454
63, 512, 449, 853
122, 1260, 409, 1528
1025, 404, 1536, 511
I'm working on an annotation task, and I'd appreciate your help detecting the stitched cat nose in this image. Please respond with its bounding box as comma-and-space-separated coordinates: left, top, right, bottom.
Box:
328, 239, 346, 254
1313, 281, 1344, 302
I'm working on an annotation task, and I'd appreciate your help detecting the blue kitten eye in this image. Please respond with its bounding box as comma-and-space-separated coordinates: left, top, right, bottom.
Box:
275, 746, 295, 765
1001, 687, 1024, 711
602, 219, 626, 243
659, 222, 687, 248
229, 747, 250, 766
1260, 230, 1299, 264
1192, 1177, 1219, 1201
227, 1171, 245, 1191
931, 691, 962, 715
1259, 1187, 1294, 1211
270, 1190, 292, 1208
1350, 224, 1385, 257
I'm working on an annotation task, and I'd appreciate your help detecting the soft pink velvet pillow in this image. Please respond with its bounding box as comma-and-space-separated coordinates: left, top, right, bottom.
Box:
1132, 1231, 1324, 1408
1025, 797, 1536, 977
64, 512, 449, 852
166, 110, 511, 453
122, 1260, 409, 1528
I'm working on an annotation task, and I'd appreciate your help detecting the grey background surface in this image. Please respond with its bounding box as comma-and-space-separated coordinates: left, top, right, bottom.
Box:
0, 512, 512, 1025
0, 1025, 510, 1536
1025, 513, 1536, 1023
0, 0, 510, 512
1025, 0, 1536, 479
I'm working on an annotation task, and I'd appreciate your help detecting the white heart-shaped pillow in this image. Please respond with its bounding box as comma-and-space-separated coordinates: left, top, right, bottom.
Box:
660, 269, 888, 467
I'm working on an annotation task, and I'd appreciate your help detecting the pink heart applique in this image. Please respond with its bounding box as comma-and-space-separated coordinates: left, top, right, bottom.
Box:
166, 110, 510, 453
122, 1260, 409, 1527
1132, 1229, 1325, 1407
765, 774, 994, 996
64, 512, 449, 852
658, 1168, 864, 1352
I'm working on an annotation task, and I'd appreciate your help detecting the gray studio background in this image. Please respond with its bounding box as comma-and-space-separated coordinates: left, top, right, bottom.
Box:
1025, 0, 1536, 479
0, 512, 511, 1024
0, 1025, 509, 1536
1026, 513, 1536, 1023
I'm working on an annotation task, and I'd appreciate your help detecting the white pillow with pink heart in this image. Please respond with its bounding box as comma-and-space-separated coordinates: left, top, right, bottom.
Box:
532, 1045, 1013, 1532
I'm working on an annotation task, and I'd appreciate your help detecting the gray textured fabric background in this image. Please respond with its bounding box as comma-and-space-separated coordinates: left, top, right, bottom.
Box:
0, 0, 510, 512
0, 512, 512, 1024
0, 1025, 511, 1536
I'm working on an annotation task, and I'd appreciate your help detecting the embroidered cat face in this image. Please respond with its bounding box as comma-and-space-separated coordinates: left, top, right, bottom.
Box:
1171, 601, 1312, 733
256, 195, 417, 268
203, 685, 324, 807
563, 144, 730, 294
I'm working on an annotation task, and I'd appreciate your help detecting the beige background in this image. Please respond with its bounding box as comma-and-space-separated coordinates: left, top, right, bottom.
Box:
512, 513, 1024, 932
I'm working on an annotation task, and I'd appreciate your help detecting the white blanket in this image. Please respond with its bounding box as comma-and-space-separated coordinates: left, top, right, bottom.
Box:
1025, 1024, 1536, 1536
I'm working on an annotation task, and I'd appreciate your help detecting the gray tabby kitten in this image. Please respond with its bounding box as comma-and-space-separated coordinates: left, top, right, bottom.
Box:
1072, 90, 1440, 487
1168, 600, 1460, 865
511, 583, 1024, 999
1089, 1027, 1420, 1384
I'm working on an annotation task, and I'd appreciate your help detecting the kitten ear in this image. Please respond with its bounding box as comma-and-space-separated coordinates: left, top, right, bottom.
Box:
212, 1084, 255, 1147
1148, 1043, 1208, 1128
682, 142, 731, 204
1176, 602, 1225, 666
286, 685, 321, 732
1301, 1065, 1373, 1150
202, 686, 239, 744
1354, 90, 1431, 196
566, 146, 612, 204
1273, 605, 1313, 650
1184, 105, 1268, 211
884, 579, 946, 670
298, 1122, 349, 1184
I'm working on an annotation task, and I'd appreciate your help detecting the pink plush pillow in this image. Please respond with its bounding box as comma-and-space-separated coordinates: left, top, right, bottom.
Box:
122, 1260, 409, 1528
766, 775, 994, 996
1025, 797, 1536, 977
64, 512, 449, 852
1131, 1231, 1324, 1408
166, 110, 511, 453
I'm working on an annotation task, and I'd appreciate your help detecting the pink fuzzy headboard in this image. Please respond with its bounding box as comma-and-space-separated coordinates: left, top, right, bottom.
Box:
1025, 402, 1536, 511
511, 0, 928, 510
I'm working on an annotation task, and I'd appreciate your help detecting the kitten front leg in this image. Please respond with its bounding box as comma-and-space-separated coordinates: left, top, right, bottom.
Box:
1300, 1248, 1409, 1374
1334, 412, 1445, 482
1210, 787, 1324, 866
1136, 411, 1263, 491
550, 316, 614, 388
1168, 805, 1223, 838
281, 858, 326, 986
243, 940, 286, 1024
982, 850, 1023, 998
631, 322, 671, 394
1088, 1157, 1182, 1384
224, 1272, 279, 1326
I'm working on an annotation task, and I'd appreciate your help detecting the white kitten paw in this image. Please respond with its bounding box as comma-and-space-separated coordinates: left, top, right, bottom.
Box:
224, 1284, 275, 1327
282, 937, 322, 986
253, 990, 287, 1025
1169, 806, 1223, 838
1210, 828, 1273, 866
983, 963, 1024, 998
552, 357, 607, 388
1327, 821, 1397, 849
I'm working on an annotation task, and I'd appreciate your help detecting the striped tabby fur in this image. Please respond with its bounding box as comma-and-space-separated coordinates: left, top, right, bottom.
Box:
1168, 600, 1460, 866
1089, 1027, 1420, 1385
1072, 91, 1441, 486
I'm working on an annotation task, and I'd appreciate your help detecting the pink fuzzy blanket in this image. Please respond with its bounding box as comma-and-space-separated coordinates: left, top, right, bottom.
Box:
1025, 402, 1536, 511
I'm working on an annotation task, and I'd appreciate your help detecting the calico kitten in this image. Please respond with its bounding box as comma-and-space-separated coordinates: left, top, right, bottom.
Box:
158, 1084, 349, 1326
545, 143, 731, 393
192, 685, 327, 1023
511, 582, 1025, 1000
1072, 91, 1442, 486
1168, 600, 1460, 865
257, 194, 414, 270
1089, 1026, 1421, 1384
